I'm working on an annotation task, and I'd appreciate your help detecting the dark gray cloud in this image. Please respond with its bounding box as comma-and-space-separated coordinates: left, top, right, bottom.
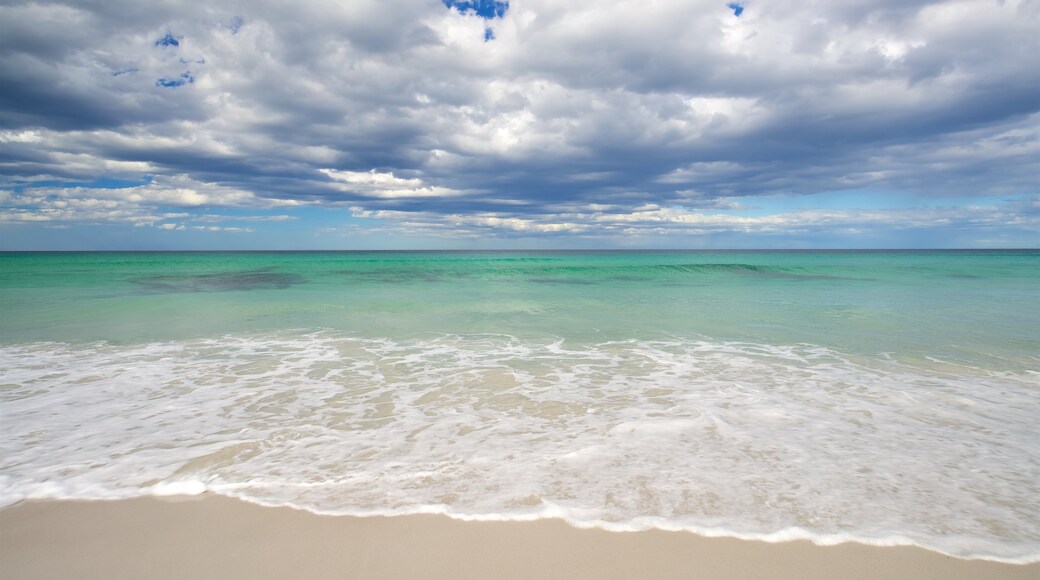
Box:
0, 0, 1036, 245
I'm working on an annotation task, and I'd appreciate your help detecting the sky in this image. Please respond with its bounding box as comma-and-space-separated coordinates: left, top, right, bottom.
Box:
0, 0, 1037, 250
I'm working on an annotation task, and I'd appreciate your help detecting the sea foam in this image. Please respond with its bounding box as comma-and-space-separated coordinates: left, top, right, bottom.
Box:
1, 332, 1038, 563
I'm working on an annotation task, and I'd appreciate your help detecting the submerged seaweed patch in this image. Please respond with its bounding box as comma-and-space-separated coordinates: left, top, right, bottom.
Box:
330, 262, 849, 283
527, 277, 595, 285
665, 263, 848, 280
131, 268, 305, 293
334, 269, 442, 283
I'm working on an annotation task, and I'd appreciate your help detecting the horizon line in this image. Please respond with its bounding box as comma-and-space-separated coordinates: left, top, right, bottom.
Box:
2, 248, 1038, 253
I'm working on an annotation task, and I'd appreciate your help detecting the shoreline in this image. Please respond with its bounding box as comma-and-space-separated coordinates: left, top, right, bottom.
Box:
2, 495, 1036, 580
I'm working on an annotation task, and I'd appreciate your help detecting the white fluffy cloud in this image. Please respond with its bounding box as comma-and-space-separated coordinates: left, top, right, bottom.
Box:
321, 169, 469, 199
0, 175, 298, 228
348, 197, 1037, 240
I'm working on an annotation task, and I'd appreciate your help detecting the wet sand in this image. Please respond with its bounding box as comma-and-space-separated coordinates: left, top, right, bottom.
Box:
1, 495, 1035, 580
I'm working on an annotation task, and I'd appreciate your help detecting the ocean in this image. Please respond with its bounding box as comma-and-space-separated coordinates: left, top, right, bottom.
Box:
1, 250, 1037, 562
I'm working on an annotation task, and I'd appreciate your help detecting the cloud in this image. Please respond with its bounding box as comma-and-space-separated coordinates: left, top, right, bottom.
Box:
320, 168, 470, 199
152, 221, 258, 232
0, 174, 298, 226
0, 0, 1036, 246
348, 196, 1037, 244
352, 207, 587, 235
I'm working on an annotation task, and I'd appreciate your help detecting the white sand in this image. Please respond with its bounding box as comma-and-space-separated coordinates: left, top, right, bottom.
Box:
1, 495, 1036, 580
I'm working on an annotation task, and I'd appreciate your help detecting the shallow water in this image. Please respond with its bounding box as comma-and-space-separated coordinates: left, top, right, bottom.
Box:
1, 250, 1038, 562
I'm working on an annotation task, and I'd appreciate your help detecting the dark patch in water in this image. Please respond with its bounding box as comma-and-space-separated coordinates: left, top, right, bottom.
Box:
528, 277, 595, 285
663, 263, 768, 274
332, 263, 848, 283
334, 269, 441, 283
945, 273, 982, 279
662, 263, 846, 280
132, 268, 305, 293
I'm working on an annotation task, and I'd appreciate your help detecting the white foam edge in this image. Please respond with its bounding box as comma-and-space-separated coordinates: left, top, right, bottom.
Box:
0, 480, 209, 507
151, 480, 209, 497
211, 489, 1040, 565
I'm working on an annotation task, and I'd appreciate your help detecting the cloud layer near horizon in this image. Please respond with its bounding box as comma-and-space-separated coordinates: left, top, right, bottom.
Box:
1, 0, 1037, 248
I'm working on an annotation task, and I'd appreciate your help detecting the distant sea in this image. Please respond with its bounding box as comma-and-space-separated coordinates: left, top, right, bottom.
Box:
1, 250, 1038, 562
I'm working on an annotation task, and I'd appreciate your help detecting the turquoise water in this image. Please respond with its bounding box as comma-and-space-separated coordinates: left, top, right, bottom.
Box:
2, 251, 1037, 362
1, 251, 1038, 561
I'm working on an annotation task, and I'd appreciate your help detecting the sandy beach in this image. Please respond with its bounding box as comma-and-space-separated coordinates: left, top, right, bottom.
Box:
1, 494, 1035, 580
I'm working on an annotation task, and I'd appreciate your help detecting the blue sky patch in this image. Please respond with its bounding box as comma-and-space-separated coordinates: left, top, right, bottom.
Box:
155, 33, 180, 47
112, 67, 138, 77
443, 0, 508, 19
484, 27, 495, 41
156, 72, 194, 88
727, 3, 744, 17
